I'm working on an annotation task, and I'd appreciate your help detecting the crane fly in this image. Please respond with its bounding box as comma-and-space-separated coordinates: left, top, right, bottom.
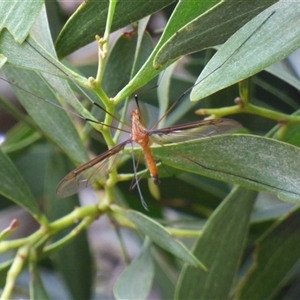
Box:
56, 107, 242, 202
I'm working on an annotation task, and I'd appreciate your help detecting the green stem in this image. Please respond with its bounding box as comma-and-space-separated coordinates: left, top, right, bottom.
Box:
42, 216, 96, 258
49, 205, 102, 232
91, 1, 119, 206
238, 79, 250, 105
166, 227, 202, 238
0, 219, 19, 242
95, 0, 118, 85
197, 102, 300, 124
0, 204, 103, 253
1, 246, 29, 300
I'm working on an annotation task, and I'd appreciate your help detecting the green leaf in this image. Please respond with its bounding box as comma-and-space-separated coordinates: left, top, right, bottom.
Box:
0, 34, 93, 124
175, 186, 256, 299
114, 238, 154, 300
157, 62, 177, 126
0, 148, 45, 222
152, 248, 177, 300
55, 0, 175, 59
155, 0, 221, 55
191, 3, 300, 100
236, 206, 300, 299
0, 30, 72, 79
3, 66, 88, 165
0, 261, 11, 288
154, 0, 278, 68
133, 135, 300, 203
0, 0, 43, 43
280, 123, 300, 148
1, 123, 41, 155
118, 208, 206, 269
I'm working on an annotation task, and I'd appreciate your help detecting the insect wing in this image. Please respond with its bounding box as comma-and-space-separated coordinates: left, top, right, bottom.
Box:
150, 118, 242, 144
56, 140, 129, 198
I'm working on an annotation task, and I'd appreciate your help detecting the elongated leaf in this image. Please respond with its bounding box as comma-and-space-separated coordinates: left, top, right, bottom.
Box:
130, 134, 300, 203
3, 66, 88, 165
280, 123, 300, 148
0, 262, 11, 288
0, 1, 43, 43
114, 238, 154, 300
1, 122, 41, 155
157, 62, 177, 125
191, 2, 300, 100
0, 31, 91, 118
0, 31, 72, 79
236, 206, 300, 299
154, 0, 277, 68
55, 0, 175, 58
117, 208, 206, 269
0, 148, 45, 222
175, 187, 256, 299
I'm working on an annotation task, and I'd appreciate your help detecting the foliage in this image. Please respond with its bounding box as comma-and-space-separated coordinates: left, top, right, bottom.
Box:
0, 0, 300, 299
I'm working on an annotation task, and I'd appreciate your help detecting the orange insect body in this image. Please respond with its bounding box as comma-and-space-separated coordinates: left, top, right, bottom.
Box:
131, 109, 160, 185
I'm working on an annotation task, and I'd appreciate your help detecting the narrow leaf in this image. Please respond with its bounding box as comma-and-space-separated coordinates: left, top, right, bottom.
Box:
114, 238, 154, 300
191, 3, 300, 100
118, 208, 206, 269
236, 206, 300, 299
3, 66, 88, 165
0, 31, 72, 79
137, 135, 300, 203
154, 0, 277, 68
175, 187, 256, 299
0, 148, 44, 221
0, 1, 43, 43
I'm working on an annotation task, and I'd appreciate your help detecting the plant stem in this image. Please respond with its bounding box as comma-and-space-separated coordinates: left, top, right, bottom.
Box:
42, 216, 96, 258
196, 101, 300, 124
0, 204, 102, 253
1, 246, 29, 300
95, 0, 118, 85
